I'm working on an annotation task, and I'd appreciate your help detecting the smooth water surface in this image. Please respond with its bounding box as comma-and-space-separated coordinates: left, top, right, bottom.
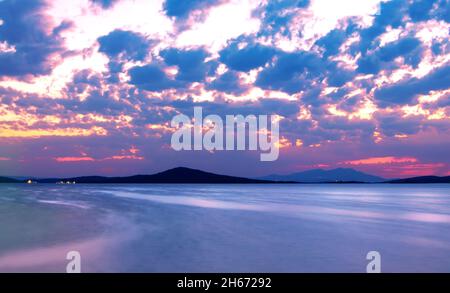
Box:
0, 184, 449, 272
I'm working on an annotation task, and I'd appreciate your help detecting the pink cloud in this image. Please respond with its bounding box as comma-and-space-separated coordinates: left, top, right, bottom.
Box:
342, 156, 418, 165
55, 157, 96, 162
55, 152, 144, 163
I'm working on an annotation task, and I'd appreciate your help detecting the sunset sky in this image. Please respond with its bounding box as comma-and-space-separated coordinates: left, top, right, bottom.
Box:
0, 0, 449, 178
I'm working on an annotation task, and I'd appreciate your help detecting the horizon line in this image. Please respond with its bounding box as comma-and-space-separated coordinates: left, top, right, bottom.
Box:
1, 166, 449, 181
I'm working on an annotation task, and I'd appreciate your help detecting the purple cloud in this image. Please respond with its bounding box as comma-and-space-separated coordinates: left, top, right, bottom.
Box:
375, 63, 450, 105
0, 0, 66, 77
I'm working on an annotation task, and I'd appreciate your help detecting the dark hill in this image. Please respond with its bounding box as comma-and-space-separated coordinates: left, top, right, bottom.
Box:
37, 167, 277, 184
260, 168, 385, 183
388, 176, 450, 184
0, 177, 21, 183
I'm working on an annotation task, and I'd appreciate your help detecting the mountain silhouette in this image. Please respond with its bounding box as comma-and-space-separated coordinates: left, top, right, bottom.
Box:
260, 168, 385, 183
1, 167, 448, 184
36, 167, 277, 184
388, 176, 450, 184
0, 176, 21, 183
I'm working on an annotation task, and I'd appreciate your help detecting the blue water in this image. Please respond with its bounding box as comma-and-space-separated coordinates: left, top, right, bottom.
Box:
0, 184, 449, 272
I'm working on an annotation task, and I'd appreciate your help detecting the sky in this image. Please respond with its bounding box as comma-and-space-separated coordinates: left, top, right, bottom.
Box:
0, 0, 449, 178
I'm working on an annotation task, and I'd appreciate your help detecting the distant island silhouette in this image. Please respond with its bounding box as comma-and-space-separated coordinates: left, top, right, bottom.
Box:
0, 177, 21, 184
388, 176, 450, 184
259, 168, 386, 183
30, 167, 280, 184
0, 167, 449, 184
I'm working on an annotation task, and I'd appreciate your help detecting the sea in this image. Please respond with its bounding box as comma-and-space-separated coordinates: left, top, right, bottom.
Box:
0, 184, 449, 272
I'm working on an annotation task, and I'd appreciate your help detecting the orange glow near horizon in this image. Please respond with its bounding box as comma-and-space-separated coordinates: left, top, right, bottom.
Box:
55, 157, 96, 162
381, 163, 447, 178
343, 156, 419, 165
0, 127, 108, 138
55, 154, 144, 163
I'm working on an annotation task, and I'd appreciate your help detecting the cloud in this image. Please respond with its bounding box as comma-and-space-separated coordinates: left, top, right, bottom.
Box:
0, 127, 108, 138
71, 90, 129, 114
326, 62, 355, 87
128, 64, 179, 91
407, 0, 450, 23
155, 95, 300, 119
437, 0, 450, 22
55, 153, 144, 162
60, 70, 136, 116
342, 156, 418, 165
256, 0, 311, 37
408, 0, 436, 22
357, 36, 423, 74
91, 0, 120, 9
0, 0, 449, 178
98, 29, 151, 61
207, 70, 249, 95
375, 63, 450, 105
0, 0, 66, 77
375, 111, 424, 136
126, 47, 218, 92
255, 50, 324, 94
56, 157, 96, 162
315, 29, 348, 58
378, 37, 422, 63
160, 48, 216, 82
163, 0, 226, 19
219, 40, 277, 72
356, 0, 407, 54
